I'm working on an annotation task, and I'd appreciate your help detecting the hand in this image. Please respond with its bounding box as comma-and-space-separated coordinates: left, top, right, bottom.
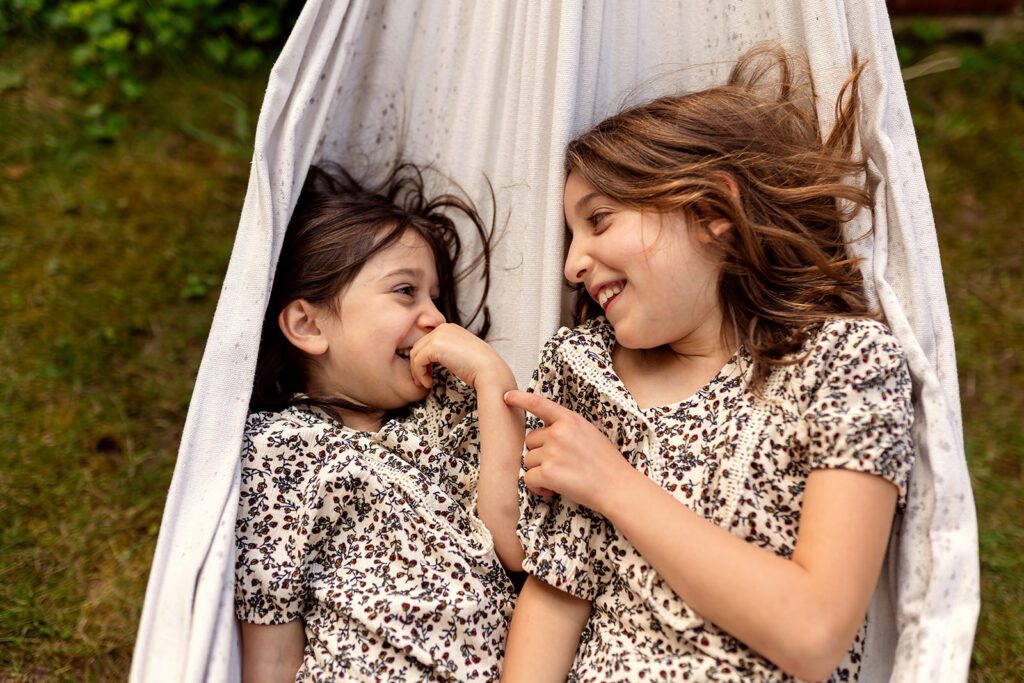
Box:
409, 323, 514, 391
503, 390, 640, 514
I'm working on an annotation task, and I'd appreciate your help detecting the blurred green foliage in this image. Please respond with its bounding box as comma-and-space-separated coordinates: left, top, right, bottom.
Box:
895, 26, 1024, 680
0, 0, 298, 138
0, 36, 264, 678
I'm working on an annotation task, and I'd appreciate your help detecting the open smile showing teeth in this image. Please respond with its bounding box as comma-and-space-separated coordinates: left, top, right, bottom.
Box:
595, 282, 624, 308
396, 349, 411, 360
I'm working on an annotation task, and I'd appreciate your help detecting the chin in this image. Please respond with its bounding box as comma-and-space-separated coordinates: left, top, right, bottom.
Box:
405, 384, 431, 404
611, 325, 650, 351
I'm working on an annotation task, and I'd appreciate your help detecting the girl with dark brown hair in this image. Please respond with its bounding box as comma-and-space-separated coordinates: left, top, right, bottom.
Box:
502, 46, 915, 682
235, 163, 525, 681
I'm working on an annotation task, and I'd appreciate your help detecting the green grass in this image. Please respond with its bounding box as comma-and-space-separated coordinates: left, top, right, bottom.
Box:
0, 30, 1022, 681
899, 36, 1024, 679
0, 40, 265, 680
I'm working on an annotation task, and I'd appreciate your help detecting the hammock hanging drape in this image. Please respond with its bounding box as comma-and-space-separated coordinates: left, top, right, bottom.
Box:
131, 1, 979, 681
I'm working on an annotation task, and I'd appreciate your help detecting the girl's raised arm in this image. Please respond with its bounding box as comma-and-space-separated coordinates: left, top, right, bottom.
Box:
410, 323, 525, 569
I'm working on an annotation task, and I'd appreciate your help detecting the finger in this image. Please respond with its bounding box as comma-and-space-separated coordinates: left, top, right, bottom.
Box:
523, 447, 544, 470
523, 467, 555, 497
408, 344, 434, 389
409, 330, 436, 363
503, 390, 575, 425
524, 426, 548, 451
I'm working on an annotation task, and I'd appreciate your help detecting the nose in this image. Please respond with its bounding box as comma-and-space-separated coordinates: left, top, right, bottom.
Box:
563, 233, 592, 284
419, 298, 446, 330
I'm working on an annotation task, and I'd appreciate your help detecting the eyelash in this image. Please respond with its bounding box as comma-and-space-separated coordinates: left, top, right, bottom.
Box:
587, 211, 610, 231
395, 286, 442, 307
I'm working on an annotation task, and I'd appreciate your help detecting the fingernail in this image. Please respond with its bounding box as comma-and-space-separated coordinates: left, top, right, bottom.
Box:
503, 390, 512, 402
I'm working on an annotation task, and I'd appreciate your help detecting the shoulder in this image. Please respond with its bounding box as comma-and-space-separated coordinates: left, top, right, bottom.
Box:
242, 405, 360, 463
814, 317, 903, 352
792, 318, 912, 408
539, 317, 614, 359
805, 317, 907, 373
245, 405, 334, 442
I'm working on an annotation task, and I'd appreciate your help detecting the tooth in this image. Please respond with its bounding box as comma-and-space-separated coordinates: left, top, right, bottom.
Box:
597, 284, 623, 308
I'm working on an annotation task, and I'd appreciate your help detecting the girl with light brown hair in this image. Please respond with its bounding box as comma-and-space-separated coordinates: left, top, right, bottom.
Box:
502, 46, 914, 682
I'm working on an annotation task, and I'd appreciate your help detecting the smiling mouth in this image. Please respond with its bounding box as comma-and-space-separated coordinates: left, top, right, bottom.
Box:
595, 281, 624, 309
395, 349, 411, 360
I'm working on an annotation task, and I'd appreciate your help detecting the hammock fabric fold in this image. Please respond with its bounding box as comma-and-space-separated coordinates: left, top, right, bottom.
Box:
131, 2, 979, 681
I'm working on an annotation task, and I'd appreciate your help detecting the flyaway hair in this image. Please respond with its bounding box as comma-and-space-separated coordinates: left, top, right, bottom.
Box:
567, 44, 874, 390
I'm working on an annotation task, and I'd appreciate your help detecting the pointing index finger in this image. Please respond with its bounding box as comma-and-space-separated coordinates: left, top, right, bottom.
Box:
503, 389, 573, 425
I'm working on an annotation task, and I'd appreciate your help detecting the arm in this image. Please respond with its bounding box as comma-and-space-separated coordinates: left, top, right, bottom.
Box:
505, 390, 897, 682
501, 576, 592, 683
604, 468, 895, 681
411, 324, 526, 570
240, 620, 305, 683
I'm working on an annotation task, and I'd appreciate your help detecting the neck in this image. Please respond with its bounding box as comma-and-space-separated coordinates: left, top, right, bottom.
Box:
664, 311, 736, 363
337, 407, 385, 433
307, 378, 386, 432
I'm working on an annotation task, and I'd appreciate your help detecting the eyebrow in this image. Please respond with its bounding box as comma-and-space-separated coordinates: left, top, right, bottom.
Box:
573, 191, 606, 214
380, 267, 426, 280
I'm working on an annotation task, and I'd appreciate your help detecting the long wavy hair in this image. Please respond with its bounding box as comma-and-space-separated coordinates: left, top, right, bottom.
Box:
566, 44, 875, 390
251, 162, 494, 418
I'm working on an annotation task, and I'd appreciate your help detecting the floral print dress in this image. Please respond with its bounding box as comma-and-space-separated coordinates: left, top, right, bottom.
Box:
235, 370, 515, 681
517, 317, 915, 682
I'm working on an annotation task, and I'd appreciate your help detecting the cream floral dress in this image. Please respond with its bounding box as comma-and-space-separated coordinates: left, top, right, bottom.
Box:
235, 370, 515, 681
517, 317, 915, 682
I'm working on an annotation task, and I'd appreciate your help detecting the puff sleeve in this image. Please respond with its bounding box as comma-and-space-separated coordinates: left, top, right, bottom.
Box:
234, 413, 320, 623
516, 327, 612, 601
802, 319, 916, 509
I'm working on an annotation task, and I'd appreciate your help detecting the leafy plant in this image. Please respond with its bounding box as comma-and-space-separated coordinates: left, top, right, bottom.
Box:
0, 0, 297, 137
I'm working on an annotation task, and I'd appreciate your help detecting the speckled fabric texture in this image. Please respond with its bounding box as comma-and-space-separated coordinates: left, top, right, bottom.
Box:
234, 371, 514, 681
518, 317, 914, 682
133, 2, 978, 681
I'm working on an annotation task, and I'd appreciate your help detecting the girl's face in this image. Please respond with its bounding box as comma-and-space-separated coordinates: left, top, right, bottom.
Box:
312, 229, 445, 413
563, 172, 726, 354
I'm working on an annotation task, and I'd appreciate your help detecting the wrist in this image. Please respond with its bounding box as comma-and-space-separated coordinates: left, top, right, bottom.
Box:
473, 365, 517, 394
595, 463, 656, 522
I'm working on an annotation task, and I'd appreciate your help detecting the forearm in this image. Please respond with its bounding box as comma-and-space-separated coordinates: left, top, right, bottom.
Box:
474, 371, 526, 570
501, 576, 591, 682
240, 620, 305, 683
600, 470, 894, 681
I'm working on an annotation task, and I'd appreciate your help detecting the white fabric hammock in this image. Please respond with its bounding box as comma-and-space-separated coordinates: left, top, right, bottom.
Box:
130, 1, 979, 681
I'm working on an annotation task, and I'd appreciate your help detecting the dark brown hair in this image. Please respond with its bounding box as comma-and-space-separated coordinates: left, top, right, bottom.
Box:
566, 44, 875, 389
251, 162, 493, 416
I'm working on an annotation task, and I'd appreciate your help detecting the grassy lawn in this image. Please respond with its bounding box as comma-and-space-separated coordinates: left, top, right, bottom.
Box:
0, 40, 265, 679
0, 29, 1021, 681
897, 32, 1024, 679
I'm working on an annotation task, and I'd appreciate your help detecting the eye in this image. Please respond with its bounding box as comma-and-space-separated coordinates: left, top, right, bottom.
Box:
587, 211, 611, 231
394, 285, 415, 298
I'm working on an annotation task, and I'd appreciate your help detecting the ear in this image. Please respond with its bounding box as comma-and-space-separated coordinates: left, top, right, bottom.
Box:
704, 217, 734, 240
698, 172, 740, 243
717, 172, 741, 202
278, 299, 329, 356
